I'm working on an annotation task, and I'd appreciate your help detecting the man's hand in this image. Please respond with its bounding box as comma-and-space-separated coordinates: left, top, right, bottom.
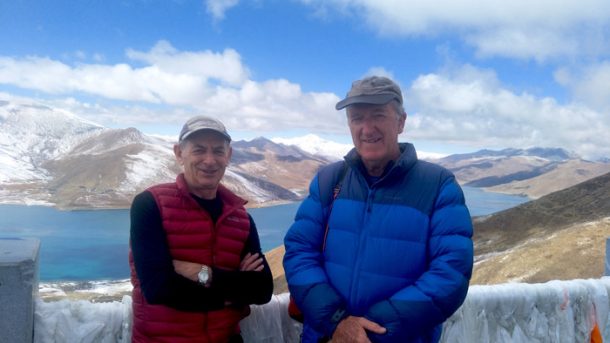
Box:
173, 252, 262, 283
240, 252, 264, 271
172, 260, 204, 282
331, 316, 386, 343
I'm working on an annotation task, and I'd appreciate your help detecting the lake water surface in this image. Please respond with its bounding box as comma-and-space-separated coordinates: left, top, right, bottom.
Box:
0, 187, 527, 281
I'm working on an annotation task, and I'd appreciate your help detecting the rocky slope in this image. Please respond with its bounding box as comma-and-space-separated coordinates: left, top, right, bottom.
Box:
472, 171, 610, 283
231, 137, 329, 199
473, 171, 610, 256
471, 218, 610, 284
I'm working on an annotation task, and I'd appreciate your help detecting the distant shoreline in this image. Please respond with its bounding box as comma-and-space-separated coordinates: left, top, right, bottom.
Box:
0, 198, 299, 211
38, 244, 288, 302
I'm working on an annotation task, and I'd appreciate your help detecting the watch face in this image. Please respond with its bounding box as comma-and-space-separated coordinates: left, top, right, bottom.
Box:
198, 266, 209, 284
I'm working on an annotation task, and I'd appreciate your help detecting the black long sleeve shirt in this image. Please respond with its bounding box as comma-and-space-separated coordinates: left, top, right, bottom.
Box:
130, 190, 273, 312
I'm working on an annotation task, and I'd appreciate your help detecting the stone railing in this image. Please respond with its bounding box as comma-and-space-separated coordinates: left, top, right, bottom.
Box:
0, 238, 39, 343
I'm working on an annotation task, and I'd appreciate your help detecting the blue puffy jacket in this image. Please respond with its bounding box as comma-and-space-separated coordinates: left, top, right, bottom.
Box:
283, 143, 473, 342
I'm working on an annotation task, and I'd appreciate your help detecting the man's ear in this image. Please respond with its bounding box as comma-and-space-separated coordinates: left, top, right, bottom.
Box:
398, 113, 407, 134
174, 144, 183, 165
227, 146, 233, 163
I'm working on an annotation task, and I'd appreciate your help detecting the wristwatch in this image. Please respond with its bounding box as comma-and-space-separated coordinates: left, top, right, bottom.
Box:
197, 265, 211, 287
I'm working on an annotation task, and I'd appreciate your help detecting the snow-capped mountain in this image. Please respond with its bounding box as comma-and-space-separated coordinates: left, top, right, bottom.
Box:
0, 101, 104, 182
2, 99, 609, 208
437, 147, 579, 164
271, 134, 352, 161
0, 100, 330, 209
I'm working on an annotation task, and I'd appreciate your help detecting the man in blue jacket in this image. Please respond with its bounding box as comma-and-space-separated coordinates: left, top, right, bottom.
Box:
283, 75, 473, 342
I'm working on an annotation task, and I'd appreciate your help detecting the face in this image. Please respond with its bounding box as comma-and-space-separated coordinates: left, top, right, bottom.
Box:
347, 103, 406, 175
174, 131, 232, 199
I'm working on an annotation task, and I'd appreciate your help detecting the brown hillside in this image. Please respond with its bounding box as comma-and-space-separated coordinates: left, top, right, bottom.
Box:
474, 171, 610, 257
44, 146, 145, 209
472, 218, 610, 284
265, 245, 288, 294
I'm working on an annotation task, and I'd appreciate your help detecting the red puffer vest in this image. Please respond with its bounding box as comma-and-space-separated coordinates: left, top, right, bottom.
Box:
130, 174, 251, 343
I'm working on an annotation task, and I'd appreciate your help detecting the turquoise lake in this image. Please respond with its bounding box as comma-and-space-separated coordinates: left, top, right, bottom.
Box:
0, 187, 527, 281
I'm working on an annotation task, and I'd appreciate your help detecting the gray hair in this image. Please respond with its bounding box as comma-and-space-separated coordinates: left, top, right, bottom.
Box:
390, 99, 406, 119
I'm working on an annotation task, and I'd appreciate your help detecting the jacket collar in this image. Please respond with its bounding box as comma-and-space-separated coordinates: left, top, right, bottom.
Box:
344, 142, 418, 179
175, 173, 247, 209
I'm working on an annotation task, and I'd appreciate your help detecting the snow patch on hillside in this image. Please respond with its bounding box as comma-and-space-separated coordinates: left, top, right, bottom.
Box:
0, 101, 103, 182
119, 140, 176, 193
224, 169, 278, 203
272, 134, 351, 161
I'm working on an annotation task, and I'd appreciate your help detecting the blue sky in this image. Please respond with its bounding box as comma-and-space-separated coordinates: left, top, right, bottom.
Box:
1, 0, 610, 159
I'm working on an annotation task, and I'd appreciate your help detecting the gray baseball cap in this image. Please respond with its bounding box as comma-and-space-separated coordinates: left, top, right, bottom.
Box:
335, 76, 403, 110
179, 115, 231, 143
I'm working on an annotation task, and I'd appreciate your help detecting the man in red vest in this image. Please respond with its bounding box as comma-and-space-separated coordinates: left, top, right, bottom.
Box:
129, 115, 273, 342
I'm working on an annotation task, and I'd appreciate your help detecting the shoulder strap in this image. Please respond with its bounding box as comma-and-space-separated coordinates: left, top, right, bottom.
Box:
333, 162, 348, 197
318, 161, 348, 207
320, 161, 348, 251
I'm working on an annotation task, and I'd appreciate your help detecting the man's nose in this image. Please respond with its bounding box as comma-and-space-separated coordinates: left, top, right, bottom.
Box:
361, 116, 376, 132
201, 152, 216, 164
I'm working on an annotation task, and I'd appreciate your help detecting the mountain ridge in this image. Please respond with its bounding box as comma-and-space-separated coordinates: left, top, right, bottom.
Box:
0, 101, 331, 209
434, 148, 610, 199
2, 99, 610, 209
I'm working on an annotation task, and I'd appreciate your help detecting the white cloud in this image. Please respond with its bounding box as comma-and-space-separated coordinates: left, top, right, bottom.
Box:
200, 79, 344, 133
92, 53, 105, 62
466, 28, 579, 62
363, 67, 395, 80
554, 62, 610, 112
2, 41, 609, 160
272, 134, 352, 160
299, 0, 610, 61
126, 40, 249, 86
0, 41, 344, 136
206, 0, 240, 21
403, 64, 610, 160
75, 51, 87, 60
0, 41, 249, 105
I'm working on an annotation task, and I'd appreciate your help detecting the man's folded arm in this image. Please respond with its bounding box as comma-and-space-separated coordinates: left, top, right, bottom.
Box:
212, 215, 273, 305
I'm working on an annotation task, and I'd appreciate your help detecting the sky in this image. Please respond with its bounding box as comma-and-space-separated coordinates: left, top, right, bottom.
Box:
1, 0, 610, 159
